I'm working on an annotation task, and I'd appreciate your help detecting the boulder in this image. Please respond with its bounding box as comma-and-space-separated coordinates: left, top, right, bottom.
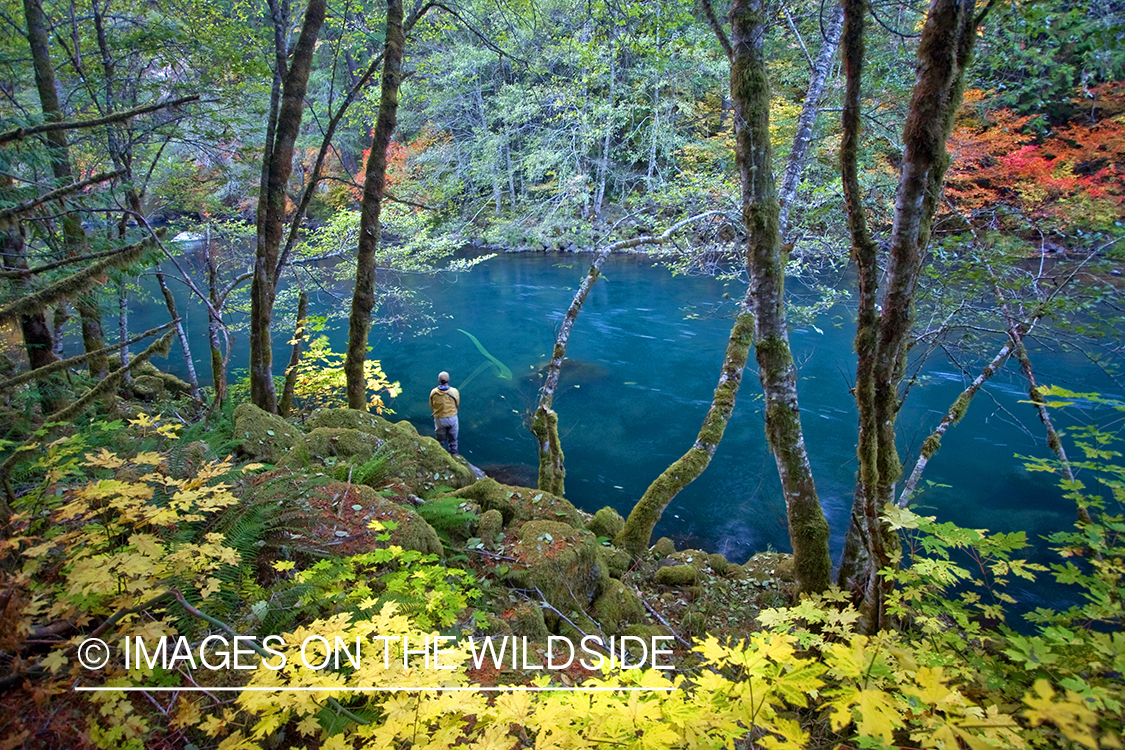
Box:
592, 579, 646, 635
233, 403, 302, 463
587, 506, 625, 539
307, 482, 442, 556
131, 374, 165, 400
477, 509, 504, 549
651, 537, 676, 558
508, 521, 608, 617
278, 427, 383, 468
439, 477, 584, 528
655, 564, 698, 586
282, 409, 474, 493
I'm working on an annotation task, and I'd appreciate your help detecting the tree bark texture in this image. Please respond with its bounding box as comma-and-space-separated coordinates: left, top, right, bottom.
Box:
346, 0, 405, 410
155, 267, 199, 399
839, 0, 981, 632
24, 0, 109, 379
278, 290, 309, 417
0, 176, 63, 411
777, 5, 843, 240
249, 0, 326, 413
730, 0, 831, 595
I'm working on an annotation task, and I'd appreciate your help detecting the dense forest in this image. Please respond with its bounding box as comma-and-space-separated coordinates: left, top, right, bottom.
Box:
0, 0, 1124, 747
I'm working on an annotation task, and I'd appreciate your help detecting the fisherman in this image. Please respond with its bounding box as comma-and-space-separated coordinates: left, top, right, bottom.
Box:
429, 371, 460, 455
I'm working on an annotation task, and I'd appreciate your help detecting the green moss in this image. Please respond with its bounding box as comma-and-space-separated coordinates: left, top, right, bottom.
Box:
439, 477, 584, 528
508, 521, 608, 612
134, 360, 192, 394
380, 432, 474, 492
233, 402, 303, 463
477, 508, 504, 549
707, 553, 731, 575
680, 610, 707, 637
278, 427, 383, 469
921, 433, 942, 459
651, 537, 676, 558
604, 546, 632, 579
509, 602, 550, 640
306, 407, 390, 433
588, 506, 625, 539
591, 579, 646, 635
131, 374, 164, 400
655, 564, 698, 586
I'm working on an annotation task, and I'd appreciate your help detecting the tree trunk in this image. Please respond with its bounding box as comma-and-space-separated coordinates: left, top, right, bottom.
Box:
155, 267, 199, 400
731, 0, 831, 595
345, 0, 405, 410
0, 176, 63, 411
117, 284, 130, 382
839, 0, 982, 632
616, 306, 754, 557
777, 6, 843, 240
278, 290, 308, 417
206, 228, 226, 406
249, 0, 326, 413
24, 0, 108, 379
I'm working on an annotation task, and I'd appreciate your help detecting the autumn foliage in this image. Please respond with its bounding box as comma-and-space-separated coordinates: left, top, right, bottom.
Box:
946, 85, 1125, 232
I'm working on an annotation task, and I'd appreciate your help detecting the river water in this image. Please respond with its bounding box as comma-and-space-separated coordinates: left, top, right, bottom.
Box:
139, 251, 1118, 605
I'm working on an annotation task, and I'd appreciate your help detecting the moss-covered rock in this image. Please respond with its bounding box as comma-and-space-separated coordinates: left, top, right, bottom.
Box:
652, 537, 676, 558
667, 550, 709, 570
605, 546, 633, 579
592, 579, 646, 635
588, 506, 625, 539
508, 521, 608, 616
708, 553, 732, 575
655, 564, 698, 586
439, 477, 584, 528
233, 403, 302, 463
508, 602, 550, 640
305, 407, 388, 433
380, 432, 473, 492
134, 360, 194, 395
131, 374, 165, 400
279, 412, 473, 493
739, 551, 796, 585
278, 427, 383, 469
477, 509, 504, 549
311, 483, 442, 556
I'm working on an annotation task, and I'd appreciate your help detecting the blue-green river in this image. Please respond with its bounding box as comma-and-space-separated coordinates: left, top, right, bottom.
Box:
140, 251, 1117, 607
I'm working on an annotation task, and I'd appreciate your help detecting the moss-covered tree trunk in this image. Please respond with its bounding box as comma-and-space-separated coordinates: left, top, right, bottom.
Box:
346, 0, 406, 410
615, 308, 754, 557
24, 0, 108, 380
731, 0, 831, 595
0, 176, 63, 412
248, 0, 326, 413
838, 0, 983, 632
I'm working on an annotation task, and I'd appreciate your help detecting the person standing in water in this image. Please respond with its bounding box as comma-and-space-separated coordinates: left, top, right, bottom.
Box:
429, 371, 460, 454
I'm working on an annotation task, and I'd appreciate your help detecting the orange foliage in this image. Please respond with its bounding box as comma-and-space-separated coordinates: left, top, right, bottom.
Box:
946, 87, 1125, 229
349, 125, 449, 202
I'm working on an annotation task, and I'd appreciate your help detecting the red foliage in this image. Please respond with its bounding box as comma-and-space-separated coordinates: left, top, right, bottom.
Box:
945, 86, 1125, 229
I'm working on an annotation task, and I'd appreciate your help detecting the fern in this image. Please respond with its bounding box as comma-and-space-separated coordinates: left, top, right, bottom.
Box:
416, 495, 478, 548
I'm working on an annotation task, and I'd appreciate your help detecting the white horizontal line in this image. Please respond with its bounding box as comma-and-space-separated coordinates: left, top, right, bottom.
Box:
75, 686, 676, 693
